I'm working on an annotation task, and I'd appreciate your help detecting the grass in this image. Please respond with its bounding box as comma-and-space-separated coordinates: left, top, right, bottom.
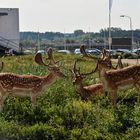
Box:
0, 53, 139, 139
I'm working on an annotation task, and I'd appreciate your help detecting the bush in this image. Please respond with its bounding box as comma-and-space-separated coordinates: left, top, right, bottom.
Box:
122, 52, 138, 59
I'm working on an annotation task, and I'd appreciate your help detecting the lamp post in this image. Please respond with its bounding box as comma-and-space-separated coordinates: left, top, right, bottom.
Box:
120, 15, 134, 50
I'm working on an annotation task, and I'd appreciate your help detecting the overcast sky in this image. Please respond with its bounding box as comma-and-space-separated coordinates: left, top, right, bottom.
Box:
1, 0, 140, 33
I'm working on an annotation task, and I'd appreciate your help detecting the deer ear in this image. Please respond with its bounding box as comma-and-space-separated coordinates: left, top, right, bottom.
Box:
35, 53, 44, 66
35, 53, 53, 67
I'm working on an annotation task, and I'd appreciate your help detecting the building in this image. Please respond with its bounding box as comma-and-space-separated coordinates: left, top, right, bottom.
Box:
111, 38, 132, 50
0, 8, 19, 53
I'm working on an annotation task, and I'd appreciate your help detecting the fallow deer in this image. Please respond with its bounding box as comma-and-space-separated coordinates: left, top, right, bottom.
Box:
0, 48, 65, 111
71, 60, 104, 100
82, 47, 140, 105
99, 59, 140, 105
80, 45, 140, 105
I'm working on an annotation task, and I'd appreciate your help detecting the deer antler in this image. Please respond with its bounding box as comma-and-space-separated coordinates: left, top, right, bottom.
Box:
71, 60, 80, 77
35, 47, 61, 68
47, 47, 53, 59
80, 45, 109, 61
99, 49, 118, 69
80, 45, 116, 70
115, 56, 124, 69
46, 47, 61, 66
80, 45, 97, 59
100, 48, 112, 61
100, 48, 107, 60
46, 47, 56, 65
72, 59, 95, 78
80, 45, 89, 57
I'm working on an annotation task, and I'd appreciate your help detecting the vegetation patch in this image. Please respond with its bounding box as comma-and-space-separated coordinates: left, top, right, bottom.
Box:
0, 54, 139, 139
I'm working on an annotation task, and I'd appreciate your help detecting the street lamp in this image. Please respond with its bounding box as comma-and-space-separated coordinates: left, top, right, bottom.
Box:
120, 15, 134, 50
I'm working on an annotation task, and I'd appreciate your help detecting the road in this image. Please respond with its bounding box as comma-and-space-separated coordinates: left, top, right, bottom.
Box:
112, 59, 140, 65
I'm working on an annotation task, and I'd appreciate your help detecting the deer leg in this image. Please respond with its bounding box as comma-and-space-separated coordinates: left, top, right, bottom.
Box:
30, 85, 43, 109
30, 94, 37, 109
109, 90, 117, 106
0, 93, 3, 112
0, 92, 9, 112
135, 83, 140, 102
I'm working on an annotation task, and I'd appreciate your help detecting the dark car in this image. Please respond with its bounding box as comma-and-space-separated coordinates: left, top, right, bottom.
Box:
87, 49, 101, 55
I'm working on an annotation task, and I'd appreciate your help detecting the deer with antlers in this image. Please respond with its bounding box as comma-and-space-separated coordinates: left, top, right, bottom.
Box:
80, 45, 140, 105
71, 60, 104, 100
0, 48, 65, 111
80, 44, 124, 70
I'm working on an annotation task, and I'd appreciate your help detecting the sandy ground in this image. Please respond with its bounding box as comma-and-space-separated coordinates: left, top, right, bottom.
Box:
112, 59, 140, 65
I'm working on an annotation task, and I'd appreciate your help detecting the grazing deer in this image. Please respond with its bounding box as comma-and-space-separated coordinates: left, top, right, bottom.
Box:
71, 60, 104, 100
0, 48, 65, 111
80, 45, 140, 105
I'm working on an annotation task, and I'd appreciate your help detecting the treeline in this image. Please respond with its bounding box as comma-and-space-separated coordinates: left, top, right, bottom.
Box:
20, 31, 64, 41
20, 28, 140, 42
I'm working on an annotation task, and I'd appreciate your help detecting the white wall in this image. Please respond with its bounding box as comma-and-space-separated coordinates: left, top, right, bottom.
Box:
0, 8, 19, 51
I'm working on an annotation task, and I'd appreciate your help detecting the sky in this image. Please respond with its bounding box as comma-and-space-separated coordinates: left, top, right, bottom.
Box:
1, 0, 140, 33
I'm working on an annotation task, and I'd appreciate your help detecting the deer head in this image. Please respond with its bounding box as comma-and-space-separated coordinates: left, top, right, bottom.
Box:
35, 47, 65, 77
72, 59, 95, 85
80, 45, 116, 72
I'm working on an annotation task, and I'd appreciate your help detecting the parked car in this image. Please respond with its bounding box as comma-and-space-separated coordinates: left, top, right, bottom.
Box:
87, 49, 101, 55
74, 48, 81, 54
24, 50, 33, 54
106, 49, 116, 55
37, 50, 46, 54
116, 49, 131, 54
57, 50, 71, 54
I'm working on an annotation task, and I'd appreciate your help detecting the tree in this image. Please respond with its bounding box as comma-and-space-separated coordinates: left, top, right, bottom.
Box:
74, 30, 85, 37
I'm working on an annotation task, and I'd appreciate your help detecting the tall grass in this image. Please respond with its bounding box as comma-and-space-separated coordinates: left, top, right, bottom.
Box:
0, 53, 139, 139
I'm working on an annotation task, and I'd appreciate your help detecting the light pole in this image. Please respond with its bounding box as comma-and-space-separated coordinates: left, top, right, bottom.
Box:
120, 15, 134, 50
